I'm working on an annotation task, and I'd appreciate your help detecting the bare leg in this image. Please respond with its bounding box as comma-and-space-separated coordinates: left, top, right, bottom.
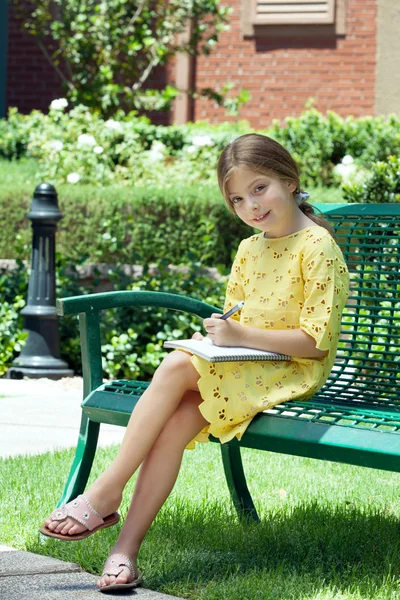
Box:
45, 351, 202, 535
98, 389, 208, 589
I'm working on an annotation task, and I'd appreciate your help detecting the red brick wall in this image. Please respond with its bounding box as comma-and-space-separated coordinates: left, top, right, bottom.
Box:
7, 7, 63, 114
193, 0, 377, 126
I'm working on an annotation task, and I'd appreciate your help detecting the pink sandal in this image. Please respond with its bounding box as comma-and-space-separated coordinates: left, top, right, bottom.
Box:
98, 553, 142, 593
39, 494, 120, 541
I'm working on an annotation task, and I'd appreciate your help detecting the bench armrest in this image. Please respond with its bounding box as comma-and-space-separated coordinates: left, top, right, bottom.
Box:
57, 290, 222, 319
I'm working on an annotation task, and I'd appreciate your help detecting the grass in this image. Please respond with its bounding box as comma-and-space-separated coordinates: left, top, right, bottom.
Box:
2, 442, 400, 599
0, 157, 42, 191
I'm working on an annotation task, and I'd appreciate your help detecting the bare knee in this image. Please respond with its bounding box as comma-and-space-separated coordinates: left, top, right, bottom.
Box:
154, 350, 199, 391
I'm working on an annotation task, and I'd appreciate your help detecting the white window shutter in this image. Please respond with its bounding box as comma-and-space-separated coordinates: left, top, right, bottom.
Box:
251, 0, 335, 25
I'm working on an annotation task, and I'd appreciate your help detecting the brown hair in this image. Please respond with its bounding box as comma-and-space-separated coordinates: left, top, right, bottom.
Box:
217, 133, 335, 238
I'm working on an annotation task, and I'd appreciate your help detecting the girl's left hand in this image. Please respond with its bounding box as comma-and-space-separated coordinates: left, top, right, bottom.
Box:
203, 314, 245, 346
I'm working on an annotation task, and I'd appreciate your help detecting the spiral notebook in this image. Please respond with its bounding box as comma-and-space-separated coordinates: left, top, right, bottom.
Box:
163, 338, 291, 362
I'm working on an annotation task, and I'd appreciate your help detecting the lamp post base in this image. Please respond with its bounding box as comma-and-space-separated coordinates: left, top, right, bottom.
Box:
6, 366, 75, 380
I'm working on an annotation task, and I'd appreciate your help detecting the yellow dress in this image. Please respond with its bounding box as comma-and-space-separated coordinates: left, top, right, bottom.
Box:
186, 225, 350, 449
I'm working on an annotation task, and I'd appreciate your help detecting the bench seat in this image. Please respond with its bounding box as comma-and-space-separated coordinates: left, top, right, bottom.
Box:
83, 379, 400, 471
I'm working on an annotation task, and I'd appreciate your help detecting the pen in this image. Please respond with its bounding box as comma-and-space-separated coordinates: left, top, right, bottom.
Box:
220, 300, 245, 320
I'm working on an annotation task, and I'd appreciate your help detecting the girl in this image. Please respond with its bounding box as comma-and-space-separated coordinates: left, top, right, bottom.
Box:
41, 133, 349, 593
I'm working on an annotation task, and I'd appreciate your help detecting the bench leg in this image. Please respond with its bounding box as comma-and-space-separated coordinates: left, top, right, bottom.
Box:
56, 413, 100, 507
220, 444, 260, 523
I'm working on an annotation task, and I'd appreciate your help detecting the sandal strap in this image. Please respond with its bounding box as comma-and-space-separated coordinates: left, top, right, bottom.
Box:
102, 553, 137, 579
50, 494, 103, 531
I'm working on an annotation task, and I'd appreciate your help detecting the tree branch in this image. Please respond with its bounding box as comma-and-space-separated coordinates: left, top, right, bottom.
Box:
131, 48, 161, 91
127, 0, 148, 30
37, 39, 75, 91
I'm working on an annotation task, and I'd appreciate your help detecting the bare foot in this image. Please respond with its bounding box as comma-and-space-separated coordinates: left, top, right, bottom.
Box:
44, 487, 122, 537
97, 552, 140, 590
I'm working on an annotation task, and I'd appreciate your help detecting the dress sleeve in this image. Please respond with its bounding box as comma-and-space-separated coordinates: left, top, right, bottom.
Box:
300, 234, 350, 352
223, 240, 246, 322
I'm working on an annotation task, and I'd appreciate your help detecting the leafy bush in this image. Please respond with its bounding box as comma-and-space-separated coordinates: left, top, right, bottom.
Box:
268, 107, 400, 188
2, 102, 399, 189
0, 248, 227, 379
0, 244, 29, 375
343, 156, 400, 204
98, 260, 226, 380
342, 114, 400, 166
0, 108, 44, 161
14, 102, 250, 187
0, 297, 28, 377
268, 107, 340, 187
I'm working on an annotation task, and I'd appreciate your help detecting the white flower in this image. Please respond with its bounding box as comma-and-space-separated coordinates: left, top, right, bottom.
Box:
148, 150, 164, 161
333, 156, 358, 184
152, 141, 166, 152
49, 140, 64, 151
104, 119, 123, 132
341, 155, 354, 165
191, 135, 214, 147
147, 141, 166, 161
333, 163, 356, 182
93, 146, 104, 154
78, 134, 96, 148
67, 173, 81, 184
50, 98, 68, 110
186, 145, 197, 154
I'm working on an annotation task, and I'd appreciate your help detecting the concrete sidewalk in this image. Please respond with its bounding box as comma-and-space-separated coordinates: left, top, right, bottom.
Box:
0, 546, 181, 599
0, 377, 182, 600
0, 376, 125, 457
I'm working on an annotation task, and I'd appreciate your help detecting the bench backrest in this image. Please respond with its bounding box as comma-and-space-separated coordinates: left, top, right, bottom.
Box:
318, 204, 400, 407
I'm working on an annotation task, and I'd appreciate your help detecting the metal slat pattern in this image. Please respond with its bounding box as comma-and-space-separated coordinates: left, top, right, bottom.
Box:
101, 379, 149, 397
264, 401, 400, 433
321, 214, 400, 408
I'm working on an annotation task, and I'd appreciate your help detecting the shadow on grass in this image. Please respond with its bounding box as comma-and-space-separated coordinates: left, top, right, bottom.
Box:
27, 499, 400, 599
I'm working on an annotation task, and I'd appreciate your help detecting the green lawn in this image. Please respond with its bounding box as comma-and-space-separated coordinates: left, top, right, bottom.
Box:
2, 442, 400, 599
0, 157, 42, 190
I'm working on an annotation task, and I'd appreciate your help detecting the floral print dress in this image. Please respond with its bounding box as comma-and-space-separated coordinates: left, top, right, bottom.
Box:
186, 226, 350, 449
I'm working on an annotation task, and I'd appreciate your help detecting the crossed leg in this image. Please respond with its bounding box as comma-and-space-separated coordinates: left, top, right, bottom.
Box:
44, 350, 207, 541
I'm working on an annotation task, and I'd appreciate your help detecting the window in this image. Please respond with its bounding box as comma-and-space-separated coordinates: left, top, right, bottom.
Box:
241, 0, 347, 37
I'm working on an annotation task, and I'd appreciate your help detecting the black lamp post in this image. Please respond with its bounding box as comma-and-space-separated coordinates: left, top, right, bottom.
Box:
7, 183, 74, 379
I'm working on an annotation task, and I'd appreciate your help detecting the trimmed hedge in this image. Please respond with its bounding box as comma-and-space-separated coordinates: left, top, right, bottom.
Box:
0, 181, 253, 267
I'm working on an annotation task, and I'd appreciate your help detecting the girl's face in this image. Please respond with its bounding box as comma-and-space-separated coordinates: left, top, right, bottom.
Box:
227, 168, 298, 238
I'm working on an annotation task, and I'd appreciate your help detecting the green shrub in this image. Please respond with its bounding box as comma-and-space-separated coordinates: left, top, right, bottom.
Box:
0, 297, 28, 376
1, 102, 250, 187
2, 103, 399, 190
268, 108, 400, 188
343, 114, 400, 166
0, 246, 29, 375
343, 156, 400, 204
0, 250, 227, 379
98, 260, 226, 380
268, 107, 340, 187
0, 108, 43, 160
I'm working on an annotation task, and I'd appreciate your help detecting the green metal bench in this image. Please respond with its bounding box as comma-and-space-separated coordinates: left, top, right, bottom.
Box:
56, 204, 400, 522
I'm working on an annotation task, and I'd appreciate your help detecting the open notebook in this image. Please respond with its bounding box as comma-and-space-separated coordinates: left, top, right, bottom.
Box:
163, 337, 291, 362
